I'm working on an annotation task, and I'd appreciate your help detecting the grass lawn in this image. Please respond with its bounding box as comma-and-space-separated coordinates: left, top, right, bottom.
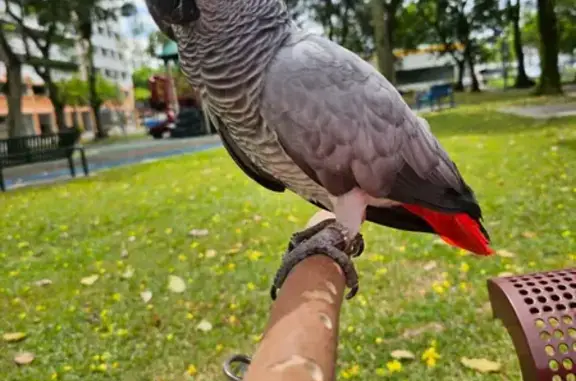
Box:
1, 91, 576, 381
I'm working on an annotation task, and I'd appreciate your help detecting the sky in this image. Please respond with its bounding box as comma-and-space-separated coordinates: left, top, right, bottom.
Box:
120, 0, 158, 46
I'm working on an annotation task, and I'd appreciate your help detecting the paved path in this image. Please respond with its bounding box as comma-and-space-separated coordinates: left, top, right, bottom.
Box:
4, 135, 222, 190
499, 102, 576, 119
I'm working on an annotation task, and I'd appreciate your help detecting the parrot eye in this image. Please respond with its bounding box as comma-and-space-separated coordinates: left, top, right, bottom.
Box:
146, 0, 200, 25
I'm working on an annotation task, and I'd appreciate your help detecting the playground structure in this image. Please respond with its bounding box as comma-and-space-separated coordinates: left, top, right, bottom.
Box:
144, 42, 210, 139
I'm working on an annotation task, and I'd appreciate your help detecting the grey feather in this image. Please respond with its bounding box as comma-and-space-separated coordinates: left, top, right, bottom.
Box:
146, 0, 482, 220
207, 110, 286, 193
260, 33, 478, 215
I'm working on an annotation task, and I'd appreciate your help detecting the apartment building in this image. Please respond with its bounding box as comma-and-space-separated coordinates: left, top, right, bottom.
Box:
0, 2, 136, 138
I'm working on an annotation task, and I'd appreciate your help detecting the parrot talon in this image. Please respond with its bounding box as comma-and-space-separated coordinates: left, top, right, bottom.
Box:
347, 233, 364, 258
286, 218, 336, 252
271, 221, 363, 301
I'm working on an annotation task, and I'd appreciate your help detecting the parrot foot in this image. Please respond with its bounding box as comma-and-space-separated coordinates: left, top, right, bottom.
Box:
271, 221, 364, 301
287, 218, 364, 258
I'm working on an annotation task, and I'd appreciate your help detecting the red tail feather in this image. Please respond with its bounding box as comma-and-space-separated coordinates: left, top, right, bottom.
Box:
402, 204, 493, 255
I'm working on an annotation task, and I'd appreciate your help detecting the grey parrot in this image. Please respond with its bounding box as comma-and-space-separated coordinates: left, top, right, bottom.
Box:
145, 0, 493, 300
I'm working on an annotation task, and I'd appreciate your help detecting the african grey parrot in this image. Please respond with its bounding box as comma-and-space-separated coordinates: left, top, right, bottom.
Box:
145, 0, 493, 300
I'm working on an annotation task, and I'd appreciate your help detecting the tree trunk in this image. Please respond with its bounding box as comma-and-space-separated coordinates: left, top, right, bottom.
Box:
6, 61, 28, 137
536, 0, 562, 95
454, 59, 465, 91
339, 2, 351, 47
464, 44, 481, 92
86, 39, 106, 139
53, 102, 67, 131
511, 2, 535, 88
468, 60, 481, 92
44, 79, 67, 131
371, 0, 396, 84
0, 31, 26, 138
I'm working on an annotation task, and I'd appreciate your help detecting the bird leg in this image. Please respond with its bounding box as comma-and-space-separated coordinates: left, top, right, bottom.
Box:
271, 189, 368, 301
286, 217, 337, 252
271, 221, 364, 300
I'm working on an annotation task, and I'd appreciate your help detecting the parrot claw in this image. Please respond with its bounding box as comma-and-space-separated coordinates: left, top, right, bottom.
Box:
286, 218, 336, 252
271, 221, 364, 301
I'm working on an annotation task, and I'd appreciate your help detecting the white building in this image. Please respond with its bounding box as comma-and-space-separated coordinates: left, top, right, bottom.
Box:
0, 1, 136, 136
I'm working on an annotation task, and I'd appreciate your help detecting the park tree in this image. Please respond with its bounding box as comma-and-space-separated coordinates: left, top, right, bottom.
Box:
5, 0, 78, 132
0, 20, 26, 137
535, 0, 562, 94
417, 0, 502, 92
416, 0, 466, 90
57, 75, 124, 129
370, 0, 404, 84
69, 0, 136, 139
298, 0, 368, 53
523, 0, 576, 82
286, 0, 430, 84
556, 0, 576, 81
506, 0, 535, 88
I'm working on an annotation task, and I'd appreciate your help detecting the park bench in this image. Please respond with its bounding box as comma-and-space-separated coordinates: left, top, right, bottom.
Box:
0, 129, 89, 191
488, 268, 576, 380
415, 83, 455, 111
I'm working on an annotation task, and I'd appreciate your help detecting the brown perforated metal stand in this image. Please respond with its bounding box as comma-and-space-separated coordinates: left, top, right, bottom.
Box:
488, 268, 576, 381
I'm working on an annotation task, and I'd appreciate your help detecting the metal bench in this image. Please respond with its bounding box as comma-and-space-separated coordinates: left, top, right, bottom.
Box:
415, 83, 455, 111
0, 129, 89, 191
488, 268, 576, 380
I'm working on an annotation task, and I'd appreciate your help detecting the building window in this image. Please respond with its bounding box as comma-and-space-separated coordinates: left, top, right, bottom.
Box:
98, 26, 104, 35
114, 32, 120, 40
121, 72, 127, 80
118, 52, 124, 60
101, 48, 108, 57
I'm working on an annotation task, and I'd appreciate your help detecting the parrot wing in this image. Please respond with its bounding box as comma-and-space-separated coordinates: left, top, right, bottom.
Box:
260, 34, 491, 254
207, 109, 286, 193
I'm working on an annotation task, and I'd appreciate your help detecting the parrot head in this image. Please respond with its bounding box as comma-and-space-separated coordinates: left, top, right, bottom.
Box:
145, 0, 200, 26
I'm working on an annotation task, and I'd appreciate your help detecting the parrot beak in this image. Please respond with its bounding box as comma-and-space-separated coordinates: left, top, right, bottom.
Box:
145, 0, 200, 25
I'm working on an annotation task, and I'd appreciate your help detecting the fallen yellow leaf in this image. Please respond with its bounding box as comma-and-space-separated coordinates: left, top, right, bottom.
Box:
496, 249, 516, 258
390, 349, 416, 360
461, 357, 501, 373
168, 275, 186, 293
188, 229, 209, 237
423, 261, 437, 271
80, 274, 99, 286
14, 352, 35, 365
196, 319, 213, 332
34, 279, 53, 287
3, 332, 27, 343
121, 266, 135, 279
140, 291, 153, 303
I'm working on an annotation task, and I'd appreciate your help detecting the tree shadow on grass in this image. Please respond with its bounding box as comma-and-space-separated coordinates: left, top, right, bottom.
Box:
557, 139, 576, 153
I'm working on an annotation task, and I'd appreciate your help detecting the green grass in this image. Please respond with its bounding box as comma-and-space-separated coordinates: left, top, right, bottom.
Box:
403, 82, 575, 107
2, 92, 576, 380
